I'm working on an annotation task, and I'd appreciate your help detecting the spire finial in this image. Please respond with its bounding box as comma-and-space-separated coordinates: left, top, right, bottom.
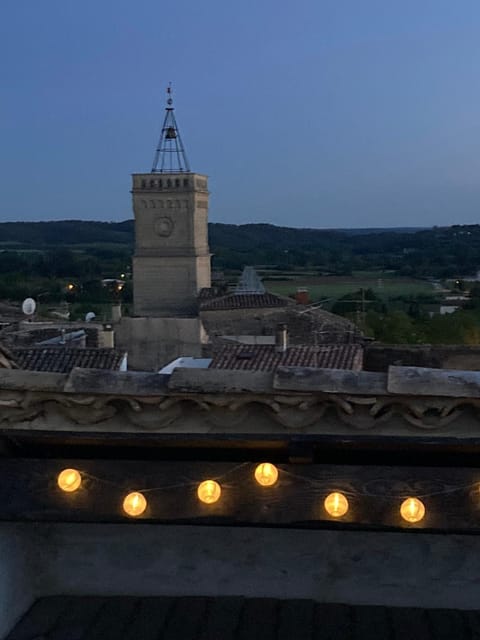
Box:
151, 84, 190, 173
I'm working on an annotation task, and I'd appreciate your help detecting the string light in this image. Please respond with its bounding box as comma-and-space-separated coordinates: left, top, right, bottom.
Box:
254, 463, 278, 487
400, 497, 425, 523
123, 492, 147, 517
57, 468, 82, 493
197, 480, 221, 504
47, 464, 472, 528
324, 492, 349, 518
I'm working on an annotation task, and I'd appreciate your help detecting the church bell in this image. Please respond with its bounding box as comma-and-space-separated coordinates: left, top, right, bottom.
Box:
165, 127, 177, 139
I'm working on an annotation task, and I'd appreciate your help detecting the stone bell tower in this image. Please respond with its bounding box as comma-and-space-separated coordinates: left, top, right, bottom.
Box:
132, 86, 211, 317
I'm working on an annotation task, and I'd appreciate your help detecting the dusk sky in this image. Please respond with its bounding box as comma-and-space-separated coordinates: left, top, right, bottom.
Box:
1, 1, 480, 228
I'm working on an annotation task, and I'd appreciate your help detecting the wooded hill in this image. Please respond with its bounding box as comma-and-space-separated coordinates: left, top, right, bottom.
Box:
0, 220, 426, 248
0, 220, 479, 277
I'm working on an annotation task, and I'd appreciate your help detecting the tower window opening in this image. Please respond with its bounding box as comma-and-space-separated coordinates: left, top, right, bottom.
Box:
167, 179, 172, 188
175, 178, 180, 188
159, 179, 163, 189
141, 179, 146, 188
150, 180, 155, 188
183, 178, 189, 187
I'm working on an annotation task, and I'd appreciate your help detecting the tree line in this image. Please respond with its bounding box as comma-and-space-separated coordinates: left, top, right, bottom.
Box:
1, 220, 479, 277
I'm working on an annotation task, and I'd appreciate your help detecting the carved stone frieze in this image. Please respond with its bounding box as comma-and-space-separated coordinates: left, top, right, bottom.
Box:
1, 388, 480, 435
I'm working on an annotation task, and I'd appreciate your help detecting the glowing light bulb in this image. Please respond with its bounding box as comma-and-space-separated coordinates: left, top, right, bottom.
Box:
123, 492, 147, 517
254, 463, 279, 486
400, 497, 425, 523
324, 492, 349, 518
197, 480, 221, 504
57, 468, 82, 493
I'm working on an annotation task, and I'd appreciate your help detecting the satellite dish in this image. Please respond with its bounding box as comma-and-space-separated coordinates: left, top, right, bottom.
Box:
22, 298, 36, 316
85, 311, 96, 322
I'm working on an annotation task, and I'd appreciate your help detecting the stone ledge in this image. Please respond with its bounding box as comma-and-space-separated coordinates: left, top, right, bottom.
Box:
64, 368, 170, 396
168, 367, 274, 393
0, 369, 67, 392
388, 366, 480, 398
274, 367, 387, 394
4, 364, 480, 402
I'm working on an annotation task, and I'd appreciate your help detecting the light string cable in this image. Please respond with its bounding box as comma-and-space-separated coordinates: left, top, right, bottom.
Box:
72, 463, 480, 502
80, 462, 251, 495
269, 467, 480, 501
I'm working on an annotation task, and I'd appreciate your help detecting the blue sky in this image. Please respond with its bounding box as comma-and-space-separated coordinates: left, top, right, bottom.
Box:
1, 0, 480, 228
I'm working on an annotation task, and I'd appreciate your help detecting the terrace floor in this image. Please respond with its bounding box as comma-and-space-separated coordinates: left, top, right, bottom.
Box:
6, 595, 479, 639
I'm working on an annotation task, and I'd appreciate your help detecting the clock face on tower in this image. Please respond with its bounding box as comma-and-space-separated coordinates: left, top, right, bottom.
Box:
154, 216, 174, 237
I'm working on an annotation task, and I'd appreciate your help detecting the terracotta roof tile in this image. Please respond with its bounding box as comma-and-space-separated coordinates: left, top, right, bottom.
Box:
12, 347, 125, 374
200, 292, 290, 311
209, 344, 363, 372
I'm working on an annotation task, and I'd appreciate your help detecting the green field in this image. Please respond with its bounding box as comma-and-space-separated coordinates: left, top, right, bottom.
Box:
264, 274, 435, 303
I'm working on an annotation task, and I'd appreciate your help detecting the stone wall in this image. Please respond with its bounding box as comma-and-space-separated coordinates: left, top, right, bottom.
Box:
115, 316, 207, 370
365, 344, 480, 372
202, 307, 360, 347
133, 255, 210, 317
201, 307, 285, 339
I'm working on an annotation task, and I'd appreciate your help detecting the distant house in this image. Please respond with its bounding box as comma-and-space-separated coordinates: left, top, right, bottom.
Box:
2, 322, 114, 350
200, 283, 361, 348
199, 265, 362, 349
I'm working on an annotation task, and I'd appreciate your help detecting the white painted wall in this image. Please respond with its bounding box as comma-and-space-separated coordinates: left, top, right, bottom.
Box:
4, 521, 480, 638
0, 525, 39, 639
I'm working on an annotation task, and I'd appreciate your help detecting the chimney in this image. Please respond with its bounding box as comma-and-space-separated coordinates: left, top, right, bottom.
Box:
111, 303, 122, 324
295, 288, 310, 305
99, 323, 115, 349
275, 323, 288, 353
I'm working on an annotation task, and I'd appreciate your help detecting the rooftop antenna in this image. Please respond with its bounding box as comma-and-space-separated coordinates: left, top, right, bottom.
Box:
151, 83, 191, 173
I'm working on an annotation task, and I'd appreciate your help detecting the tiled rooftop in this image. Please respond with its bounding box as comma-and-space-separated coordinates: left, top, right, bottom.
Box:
200, 292, 290, 311
209, 343, 363, 371
12, 347, 125, 374
8, 596, 478, 639
198, 286, 228, 300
